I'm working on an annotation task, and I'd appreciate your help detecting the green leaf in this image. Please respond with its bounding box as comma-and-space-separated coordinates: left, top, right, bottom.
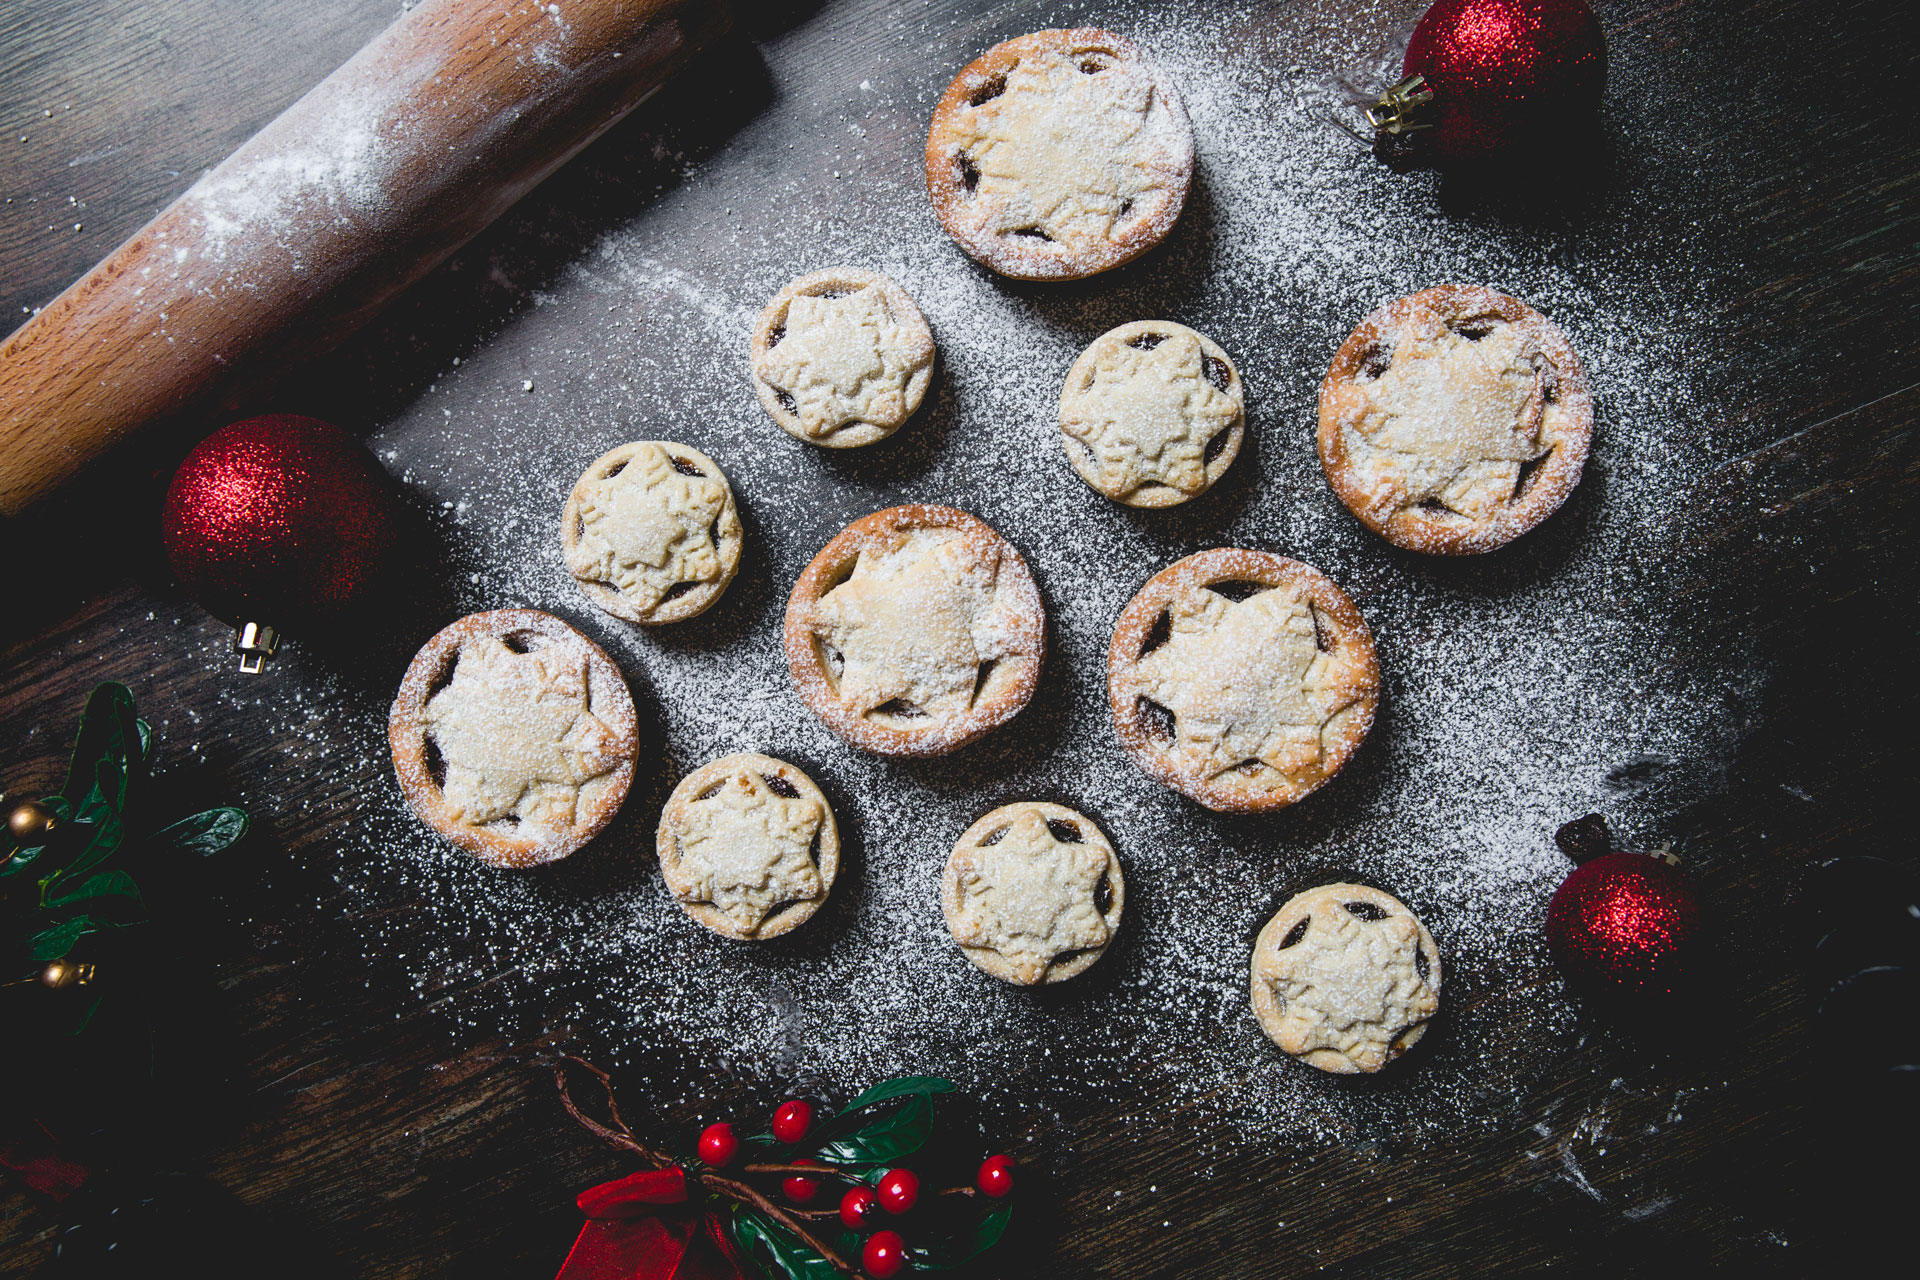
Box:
59, 684, 141, 813
804, 1077, 956, 1169
67, 992, 106, 1036
29, 915, 94, 962
2, 844, 44, 877
153, 808, 249, 857
907, 1204, 1013, 1270
44, 869, 142, 910
813, 1092, 935, 1168
730, 1208, 839, 1280
51, 806, 125, 886
841, 1076, 957, 1113
135, 719, 152, 764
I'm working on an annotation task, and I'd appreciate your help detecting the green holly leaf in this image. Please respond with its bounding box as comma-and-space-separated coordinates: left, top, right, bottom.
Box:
730, 1208, 839, 1280
907, 1204, 1013, 1270
813, 1092, 936, 1169
153, 808, 249, 857
44, 869, 142, 910
841, 1076, 957, 1113
803, 1077, 955, 1169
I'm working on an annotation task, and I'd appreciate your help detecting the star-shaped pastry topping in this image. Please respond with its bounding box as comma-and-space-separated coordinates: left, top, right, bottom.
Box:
950, 809, 1112, 984
962, 46, 1165, 248
1265, 905, 1438, 1073
1064, 330, 1240, 498
568, 444, 727, 612
1362, 317, 1548, 518
759, 285, 933, 438
672, 769, 824, 935
424, 635, 625, 834
813, 532, 1013, 719
1125, 586, 1369, 780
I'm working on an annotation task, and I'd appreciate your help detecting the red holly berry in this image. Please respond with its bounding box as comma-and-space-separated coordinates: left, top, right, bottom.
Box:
876, 1168, 919, 1214
976, 1154, 1014, 1198
696, 1122, 738, 1168
783, 1159, 824, 1205
863, 1229, 906, 1278
840, 1184, 881, 1230
771, 1099, 813, 1144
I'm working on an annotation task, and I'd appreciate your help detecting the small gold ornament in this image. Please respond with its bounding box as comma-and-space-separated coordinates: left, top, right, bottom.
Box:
38, 959, 96, 989
6, 798, 58, 844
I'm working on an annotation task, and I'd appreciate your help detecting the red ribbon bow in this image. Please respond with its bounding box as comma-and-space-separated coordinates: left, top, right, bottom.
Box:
0, 1117, 90, 1202
556, 1166, 750, 1280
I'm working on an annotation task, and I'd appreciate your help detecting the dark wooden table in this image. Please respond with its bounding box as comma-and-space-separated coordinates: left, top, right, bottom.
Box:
2, 1, 1916, 1276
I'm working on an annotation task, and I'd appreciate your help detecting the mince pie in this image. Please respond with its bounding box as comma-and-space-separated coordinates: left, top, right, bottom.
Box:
1250, 883, 1442, 1074
1108, 549, 1378, 812
784, 505, 1044, 756
1319, 285, 1592, 554
390, 609, 637, 867
751, 268, 936, 448
1060, 320, 1245, 507
657, 753, 841, 940
561, 441, 743, 624
942, 801, 1124, 985
925, 29, 1193, 280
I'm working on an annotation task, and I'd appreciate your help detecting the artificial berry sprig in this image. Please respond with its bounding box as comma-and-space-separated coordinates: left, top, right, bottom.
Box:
554, 1060, 1016, 1279
555, 1059, 859, 1274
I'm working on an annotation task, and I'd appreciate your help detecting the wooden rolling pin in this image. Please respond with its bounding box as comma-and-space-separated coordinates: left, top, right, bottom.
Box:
0, 0, 730, 517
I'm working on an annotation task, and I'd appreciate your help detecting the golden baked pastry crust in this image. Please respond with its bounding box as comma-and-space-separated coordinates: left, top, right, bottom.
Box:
783, 505, 1045, 757
1108, 549, 1378, 813
1318, 285, 1593, 555
560, 441, 743, 625
925, 29, 1193, 281
656, 752, 841, 940
1060, 320, 1245, 507
389, 609, 638, 868
1250, 882, 1442, 1074
941, 801, 1124, 985
750, 268, 937, 448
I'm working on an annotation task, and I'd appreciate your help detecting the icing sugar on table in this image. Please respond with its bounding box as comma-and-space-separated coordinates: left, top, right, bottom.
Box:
200, 0, 1753, 1149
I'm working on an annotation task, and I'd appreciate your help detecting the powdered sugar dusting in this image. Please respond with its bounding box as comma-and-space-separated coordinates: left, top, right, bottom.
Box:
216, 0, 1752, 1153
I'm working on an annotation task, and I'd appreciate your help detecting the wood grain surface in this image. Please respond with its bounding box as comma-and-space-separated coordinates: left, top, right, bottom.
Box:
0, 0, 729, 515
2, 1, 1916, 1277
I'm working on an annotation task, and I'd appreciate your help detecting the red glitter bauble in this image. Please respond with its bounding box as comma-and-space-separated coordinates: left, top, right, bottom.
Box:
161, 415, 399, 628
1545, 851, 1702, 996
1404, 0, 1607, 160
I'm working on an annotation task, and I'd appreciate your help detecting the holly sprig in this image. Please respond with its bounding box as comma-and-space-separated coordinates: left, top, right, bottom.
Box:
730, 1077, 1012, 1277
555, 1060, 1014, 1279
3, 682, 248, 1033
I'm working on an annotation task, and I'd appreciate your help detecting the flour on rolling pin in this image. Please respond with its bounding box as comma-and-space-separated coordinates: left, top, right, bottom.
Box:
0, 0, 731, 517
